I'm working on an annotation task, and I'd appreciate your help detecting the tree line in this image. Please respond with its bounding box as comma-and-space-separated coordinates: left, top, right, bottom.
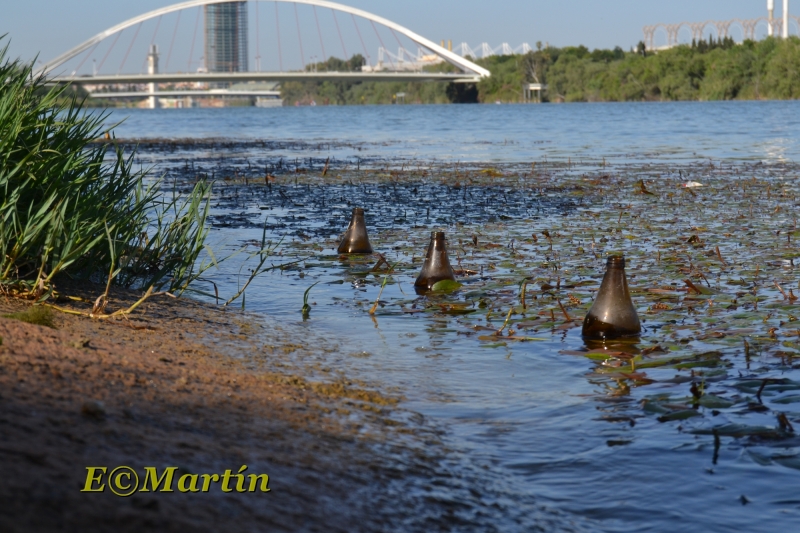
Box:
280, 36, 800, 105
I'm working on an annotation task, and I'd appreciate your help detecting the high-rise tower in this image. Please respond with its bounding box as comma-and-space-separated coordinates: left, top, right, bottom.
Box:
204, 2, 249, 73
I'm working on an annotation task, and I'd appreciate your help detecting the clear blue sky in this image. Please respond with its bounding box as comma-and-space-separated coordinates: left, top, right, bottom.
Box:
0, 1, 787, 71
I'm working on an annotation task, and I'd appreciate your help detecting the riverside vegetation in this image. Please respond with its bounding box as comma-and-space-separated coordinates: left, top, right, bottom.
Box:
279, 36, 800, 104
0, 42, 218, 310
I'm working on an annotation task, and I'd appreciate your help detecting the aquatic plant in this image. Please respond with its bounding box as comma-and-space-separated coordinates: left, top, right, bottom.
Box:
369, 261, 400, 315
0, 40, 212, 302
301, 281, 320, 318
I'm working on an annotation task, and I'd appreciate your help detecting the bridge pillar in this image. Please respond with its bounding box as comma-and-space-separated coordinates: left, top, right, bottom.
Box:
769, 0, 775, 36
147, 44, 159, 109
784, 0, 790, 38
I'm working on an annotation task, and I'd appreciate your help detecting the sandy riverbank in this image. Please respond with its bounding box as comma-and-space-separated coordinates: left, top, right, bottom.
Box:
0, 284, 427, 532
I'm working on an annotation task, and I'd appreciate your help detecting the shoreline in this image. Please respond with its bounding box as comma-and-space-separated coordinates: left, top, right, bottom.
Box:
0, 284, 427, 532
5, 149, 800, 531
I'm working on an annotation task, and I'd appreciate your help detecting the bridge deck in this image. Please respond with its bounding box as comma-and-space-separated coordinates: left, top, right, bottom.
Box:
50, 71, 479, 85
87, 90, 282, 98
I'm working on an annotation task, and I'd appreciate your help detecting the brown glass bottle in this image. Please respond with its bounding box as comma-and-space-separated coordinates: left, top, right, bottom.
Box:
582, 255, 641, 340
337, 207, 373, 254
414, 231, 457, 291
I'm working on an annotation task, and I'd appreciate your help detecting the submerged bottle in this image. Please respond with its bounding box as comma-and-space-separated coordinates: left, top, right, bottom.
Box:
337, 207, 373, 254
582, 255, 641, 340
414, 231, 457, 291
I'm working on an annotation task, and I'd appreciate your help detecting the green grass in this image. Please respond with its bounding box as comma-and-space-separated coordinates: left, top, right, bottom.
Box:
0, 39, 212, 301
3, 306, 56, 328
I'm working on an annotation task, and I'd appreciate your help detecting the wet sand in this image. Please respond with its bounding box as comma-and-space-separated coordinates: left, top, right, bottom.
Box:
0, 284, 419, 532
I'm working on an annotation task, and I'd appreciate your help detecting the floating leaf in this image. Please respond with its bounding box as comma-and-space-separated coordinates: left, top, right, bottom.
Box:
480, 342, 507, 348
657, 409, 702, 422
773, 455, 800, 470
771, 395, 800, 404
691, 424, 789, 439
698, 394, 736, 409
431, 279, 463, 292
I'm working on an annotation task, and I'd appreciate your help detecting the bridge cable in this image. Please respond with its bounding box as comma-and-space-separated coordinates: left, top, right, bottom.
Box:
313, 6, 327, 61
141, 15, 162, 73
71, 41, 99, 76
351, 15, 369, 65
331, 10, 348, 60
188, 7, 201, 72
97, 29, 123, 72
255, 1, 261, 71
294, 3, 305, 68
164, 11, 181, 72
390, 28, 407, 62
275, 3, 284, 71
118, 22, 142, 74
370, 21, 395, 67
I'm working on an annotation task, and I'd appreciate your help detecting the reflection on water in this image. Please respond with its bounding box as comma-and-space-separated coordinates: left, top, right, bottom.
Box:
103, 103, 800, 532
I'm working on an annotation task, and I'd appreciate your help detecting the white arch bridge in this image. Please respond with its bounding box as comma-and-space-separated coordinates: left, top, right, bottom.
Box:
41, 0, 489, 100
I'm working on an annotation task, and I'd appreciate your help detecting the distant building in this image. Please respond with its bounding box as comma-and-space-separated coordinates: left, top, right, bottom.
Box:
204, 2, 248, 73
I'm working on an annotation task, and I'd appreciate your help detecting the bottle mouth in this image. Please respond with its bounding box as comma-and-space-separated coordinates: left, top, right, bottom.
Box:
433, 231, 446, 240
353, 207, 365, 214
606, 255, 625, 268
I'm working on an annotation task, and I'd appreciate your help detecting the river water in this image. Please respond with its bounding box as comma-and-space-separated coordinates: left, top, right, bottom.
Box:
106, 101, 800, 532
113, 100, 800, 163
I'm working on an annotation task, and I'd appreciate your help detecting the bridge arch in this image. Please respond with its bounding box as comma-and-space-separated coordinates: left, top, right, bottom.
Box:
645, 24, 670, 49
38, 0, 490, 78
